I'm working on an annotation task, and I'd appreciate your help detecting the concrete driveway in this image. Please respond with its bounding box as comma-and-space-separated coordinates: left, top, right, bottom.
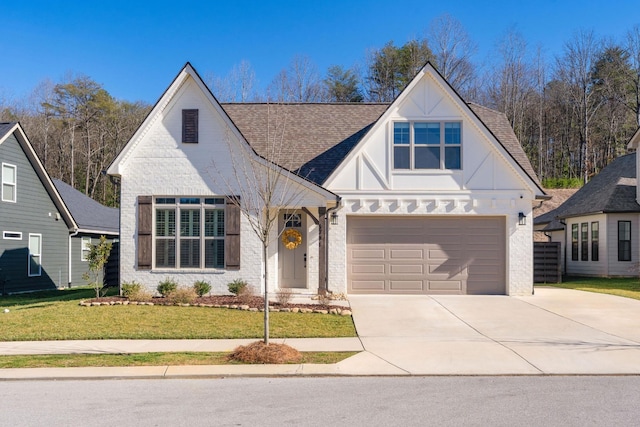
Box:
343, 287, 640, 375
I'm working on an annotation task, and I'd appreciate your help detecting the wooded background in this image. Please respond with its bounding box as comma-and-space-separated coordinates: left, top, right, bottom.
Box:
1, 15, 639, 206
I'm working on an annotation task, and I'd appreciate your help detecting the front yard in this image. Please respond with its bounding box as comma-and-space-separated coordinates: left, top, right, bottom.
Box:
547, 276, 640, 300
0, 287, 357, 341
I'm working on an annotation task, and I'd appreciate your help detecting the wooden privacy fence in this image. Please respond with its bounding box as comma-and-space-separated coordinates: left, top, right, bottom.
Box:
534, 242, 561, 283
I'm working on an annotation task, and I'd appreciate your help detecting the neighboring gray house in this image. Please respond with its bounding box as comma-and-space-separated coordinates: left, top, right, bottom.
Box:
1, 122, 75, 293
0, 122, 119, 294
535, 145, 640, 277
53, 179, 119, 286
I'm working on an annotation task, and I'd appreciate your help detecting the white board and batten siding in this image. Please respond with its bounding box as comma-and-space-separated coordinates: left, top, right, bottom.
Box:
325, 68, 537, 296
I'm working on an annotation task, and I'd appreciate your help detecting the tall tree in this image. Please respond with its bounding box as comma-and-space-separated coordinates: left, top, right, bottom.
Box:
267, 55, 326, 102
324, 65, 363, 102
427, 13, 477, 94
554, 30, 603, 183
365, 40, 434, 102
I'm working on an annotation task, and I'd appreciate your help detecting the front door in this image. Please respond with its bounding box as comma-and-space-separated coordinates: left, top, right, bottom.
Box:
279, 211, 307, 288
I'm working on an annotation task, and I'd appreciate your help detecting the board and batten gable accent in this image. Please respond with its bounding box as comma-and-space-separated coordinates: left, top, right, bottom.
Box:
137, 195, 153, 270
224, 196, 241, 269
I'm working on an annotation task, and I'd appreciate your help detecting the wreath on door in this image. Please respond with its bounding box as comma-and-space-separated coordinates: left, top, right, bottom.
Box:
281, 228, 303, 250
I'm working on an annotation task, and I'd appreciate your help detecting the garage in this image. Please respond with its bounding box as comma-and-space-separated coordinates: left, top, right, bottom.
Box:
347, 216, 506, 295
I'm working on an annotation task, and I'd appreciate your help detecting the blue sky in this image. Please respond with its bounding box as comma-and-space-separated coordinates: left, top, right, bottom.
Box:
1, 0, 638, 104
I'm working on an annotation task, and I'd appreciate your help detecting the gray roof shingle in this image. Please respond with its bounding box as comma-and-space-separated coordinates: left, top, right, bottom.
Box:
534, 153, 639, 231
222, 103, 541, 188
52, 179, 119, 234
0, 122, 17, 139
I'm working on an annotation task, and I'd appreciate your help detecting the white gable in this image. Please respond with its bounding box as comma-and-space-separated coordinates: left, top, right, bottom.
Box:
108, 64, 335, 206
324, 65, 537, 197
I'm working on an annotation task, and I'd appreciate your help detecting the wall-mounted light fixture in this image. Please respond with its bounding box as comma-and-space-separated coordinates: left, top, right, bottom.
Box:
330, 212, 339, 225
518, 212, 526, 226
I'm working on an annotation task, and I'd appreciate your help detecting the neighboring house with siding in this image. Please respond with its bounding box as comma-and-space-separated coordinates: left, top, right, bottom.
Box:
0, 123, 75, 293
0, 122, 119, 294
535, 129, 640, 277
53, 179, 119, 286
108, 62, 546, 297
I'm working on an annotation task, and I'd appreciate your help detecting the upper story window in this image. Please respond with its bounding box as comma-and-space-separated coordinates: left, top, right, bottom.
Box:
182, 109, 199, 143
2, 163, 17, 202
393, 122, 461, 170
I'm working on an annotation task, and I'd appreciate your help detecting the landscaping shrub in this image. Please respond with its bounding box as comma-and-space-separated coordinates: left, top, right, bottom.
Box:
167, 286, 198, 304
157, 277, 178, 297
193, 280, 211, 297
121, 281, 142, 298
237, 285, 255, 305
275, 288, 293, 305
316, 292, 332, 306
228, 279, 248, 296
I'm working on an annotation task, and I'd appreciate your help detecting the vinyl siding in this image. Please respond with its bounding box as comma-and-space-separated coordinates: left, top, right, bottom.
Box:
0, 133, 69, 293
606, 213, 638, 276
69, 234, 118, 286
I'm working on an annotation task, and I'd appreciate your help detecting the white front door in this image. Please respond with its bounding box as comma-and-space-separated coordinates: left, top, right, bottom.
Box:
279, 211, 307, 288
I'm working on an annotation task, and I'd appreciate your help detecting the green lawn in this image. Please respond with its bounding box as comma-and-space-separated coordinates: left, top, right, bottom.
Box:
0, 351, 358, 368
0, 287, 356, 341
544, 276, 640, 300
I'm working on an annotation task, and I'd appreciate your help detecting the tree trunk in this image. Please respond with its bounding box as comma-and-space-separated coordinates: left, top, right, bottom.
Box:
263, 242, 269, 345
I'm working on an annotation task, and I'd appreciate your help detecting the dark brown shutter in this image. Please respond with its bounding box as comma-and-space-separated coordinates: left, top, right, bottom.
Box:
137, 196, 153, 270
225, 196, 241, 270
182, 109, 198, 143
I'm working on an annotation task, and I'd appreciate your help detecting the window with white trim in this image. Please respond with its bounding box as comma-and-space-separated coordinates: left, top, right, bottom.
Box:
393, 122, 461, 170
154, 197, 225, 269
3, 231, 22, 240
2, 163, 17, 202
28, 233, 42, 277
81, 237, 91, 261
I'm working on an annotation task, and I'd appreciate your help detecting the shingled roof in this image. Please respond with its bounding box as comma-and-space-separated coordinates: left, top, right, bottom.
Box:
0, 122, 15, 139
53, 179, 119, 234
535, 153, 640, 231
222, 102, 540, 187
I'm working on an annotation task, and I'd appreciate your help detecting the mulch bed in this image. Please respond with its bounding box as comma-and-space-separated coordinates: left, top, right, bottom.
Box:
85, 294, 344, 311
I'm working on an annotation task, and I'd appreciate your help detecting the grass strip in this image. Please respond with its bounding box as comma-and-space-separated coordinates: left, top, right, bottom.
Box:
545, 276, 640, 301
0, 352, 358, 369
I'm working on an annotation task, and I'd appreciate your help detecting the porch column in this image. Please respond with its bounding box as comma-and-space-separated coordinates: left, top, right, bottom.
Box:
318, 207, 327, 294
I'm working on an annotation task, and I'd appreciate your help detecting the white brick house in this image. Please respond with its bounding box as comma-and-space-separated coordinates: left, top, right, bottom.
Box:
108, 63, 546, 296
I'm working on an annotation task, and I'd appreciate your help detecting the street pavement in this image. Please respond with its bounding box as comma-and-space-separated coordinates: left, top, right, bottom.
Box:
2, 287, 640, 379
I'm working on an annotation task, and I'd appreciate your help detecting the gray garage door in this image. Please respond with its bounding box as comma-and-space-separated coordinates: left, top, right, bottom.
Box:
347, 216, 506, 295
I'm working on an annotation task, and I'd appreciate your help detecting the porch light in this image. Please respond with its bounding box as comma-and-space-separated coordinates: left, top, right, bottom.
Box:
518, 212, 526, 226
330, 212, 339, 225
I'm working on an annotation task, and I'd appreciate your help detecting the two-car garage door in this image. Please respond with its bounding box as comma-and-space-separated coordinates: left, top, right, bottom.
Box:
347, 216, 506, 295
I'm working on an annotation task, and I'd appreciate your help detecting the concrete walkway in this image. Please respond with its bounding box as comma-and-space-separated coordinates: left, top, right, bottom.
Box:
2, 287, 640, 379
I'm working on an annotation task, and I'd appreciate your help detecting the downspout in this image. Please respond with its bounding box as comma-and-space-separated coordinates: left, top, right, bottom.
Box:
324, 197, 342, 294
68, 228, 79, 288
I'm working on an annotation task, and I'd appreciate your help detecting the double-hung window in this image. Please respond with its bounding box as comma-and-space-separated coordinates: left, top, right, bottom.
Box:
2, 163, 17, 202
393, 122, 461, 170
591, 222, 599, 261
618, 221, 631, 262
571, 224, 579, 261
155, 197, 225, 269
581, 223, 588, 261
28, 233, 42, 276
81, 237, 91, 261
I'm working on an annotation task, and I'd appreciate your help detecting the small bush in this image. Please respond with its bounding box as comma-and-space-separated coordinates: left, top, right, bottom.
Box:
193, 280, 211, 297
127, 287, 153, 303
157, 277, 178, 297
275, 288, 293, 305
317, 292, 332, 306
121, 281, 142, 298
237, 285, 255, 305
167, 286, 198, 304
228, 279, 248, 296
